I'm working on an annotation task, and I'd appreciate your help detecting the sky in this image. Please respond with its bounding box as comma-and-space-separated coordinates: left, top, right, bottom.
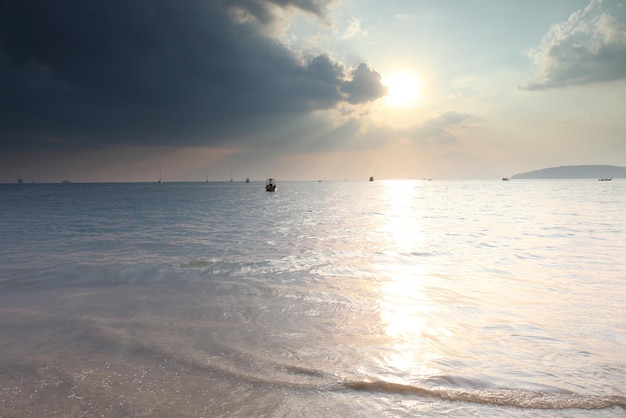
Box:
1, 0, 625, 182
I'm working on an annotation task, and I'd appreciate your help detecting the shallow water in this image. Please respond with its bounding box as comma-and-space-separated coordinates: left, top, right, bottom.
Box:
0, 180, 625, 417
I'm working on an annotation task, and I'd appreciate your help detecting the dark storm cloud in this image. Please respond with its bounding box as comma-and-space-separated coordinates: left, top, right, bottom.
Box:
225, 0, 331, 23
341, 63, 388, 104
0, 0, 385, 151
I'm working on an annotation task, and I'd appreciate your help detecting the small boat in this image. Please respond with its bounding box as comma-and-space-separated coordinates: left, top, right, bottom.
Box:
502, 177, 510, 181
245, 177, 250, 183
369, 176, 374, 182
598, 177, 612, 181
265, 178, 277, 192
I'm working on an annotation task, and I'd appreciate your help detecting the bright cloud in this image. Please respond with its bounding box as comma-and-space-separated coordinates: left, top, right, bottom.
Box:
521, 0, 626, 90
342, 18, 368, 39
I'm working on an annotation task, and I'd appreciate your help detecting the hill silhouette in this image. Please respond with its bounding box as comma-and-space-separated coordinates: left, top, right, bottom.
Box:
512, 165, 626, 179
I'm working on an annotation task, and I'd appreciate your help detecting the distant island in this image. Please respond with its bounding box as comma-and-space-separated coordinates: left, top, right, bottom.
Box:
512, 165, 626, 179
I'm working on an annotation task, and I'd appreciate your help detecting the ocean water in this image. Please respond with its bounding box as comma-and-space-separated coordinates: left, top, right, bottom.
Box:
0, 179, 624, 417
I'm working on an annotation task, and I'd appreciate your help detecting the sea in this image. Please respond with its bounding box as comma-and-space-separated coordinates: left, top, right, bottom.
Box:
0, 179, 624, 417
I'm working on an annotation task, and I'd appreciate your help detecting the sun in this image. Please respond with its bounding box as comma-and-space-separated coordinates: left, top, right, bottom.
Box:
383, 71, 422, 108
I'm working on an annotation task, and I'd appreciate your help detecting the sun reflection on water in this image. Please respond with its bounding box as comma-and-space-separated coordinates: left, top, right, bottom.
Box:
381, 280, 442, 375
379, 180, 424, 253
376, 180, 448, 379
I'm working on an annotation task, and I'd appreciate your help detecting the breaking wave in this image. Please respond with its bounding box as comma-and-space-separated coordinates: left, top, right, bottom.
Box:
343, 380, 626, 411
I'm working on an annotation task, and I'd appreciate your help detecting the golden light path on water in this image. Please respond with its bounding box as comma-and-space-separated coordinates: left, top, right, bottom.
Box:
375, 180, 448, 380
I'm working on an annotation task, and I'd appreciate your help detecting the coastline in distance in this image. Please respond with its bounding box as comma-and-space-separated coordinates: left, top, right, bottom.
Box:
511, 165, 626, 179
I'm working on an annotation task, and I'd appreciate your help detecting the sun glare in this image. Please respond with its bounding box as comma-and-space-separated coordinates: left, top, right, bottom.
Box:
383, 71, 422, 108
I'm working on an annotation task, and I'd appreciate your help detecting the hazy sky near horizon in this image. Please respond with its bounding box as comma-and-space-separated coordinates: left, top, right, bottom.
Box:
1, 0, 625, 182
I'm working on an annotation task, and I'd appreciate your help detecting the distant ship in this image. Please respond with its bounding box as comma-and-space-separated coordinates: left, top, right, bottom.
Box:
598, 177, 613, 181
369, 176, 374, 182
265, 178, 277, 192
502, 177, 510, 181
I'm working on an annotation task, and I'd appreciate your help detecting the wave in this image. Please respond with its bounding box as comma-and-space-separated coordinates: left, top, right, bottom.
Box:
3, 300, 624, 415
1, 257, 289, 290
343, 380, 626, 411
54, 317, 626, 413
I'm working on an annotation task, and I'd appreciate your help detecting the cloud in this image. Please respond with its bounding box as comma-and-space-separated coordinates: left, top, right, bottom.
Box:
342, 18, 367, 39
341, 63, 388, 104
0, 0, 385, 152
227, 0, 332, 22
294, 110, 473, 153
402, 111, 472, 145
224, 0, 333, 35
520, 0, 626, 90
394, 13, 418, 22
